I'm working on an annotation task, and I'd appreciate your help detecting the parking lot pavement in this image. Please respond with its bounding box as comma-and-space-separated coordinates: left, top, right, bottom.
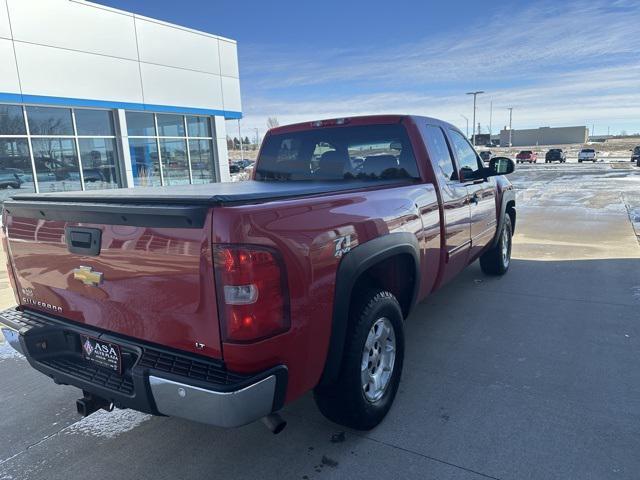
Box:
1, 162, 639, 480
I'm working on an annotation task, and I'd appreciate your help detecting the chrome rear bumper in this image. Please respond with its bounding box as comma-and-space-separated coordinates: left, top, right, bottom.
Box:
149, 375, 277, 428
0, 307, 287, 428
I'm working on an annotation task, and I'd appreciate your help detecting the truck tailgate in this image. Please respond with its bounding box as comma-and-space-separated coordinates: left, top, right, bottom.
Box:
3, 201, 222, 359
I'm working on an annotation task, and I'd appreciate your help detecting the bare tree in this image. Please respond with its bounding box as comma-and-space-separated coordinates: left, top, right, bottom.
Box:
267, 117, 279, 129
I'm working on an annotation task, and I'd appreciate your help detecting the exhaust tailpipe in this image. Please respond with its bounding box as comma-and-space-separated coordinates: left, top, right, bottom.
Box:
261, 413, 287, 434
76, 392, 114, 417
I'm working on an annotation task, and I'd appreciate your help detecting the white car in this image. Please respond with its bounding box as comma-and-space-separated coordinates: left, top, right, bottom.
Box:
578, 148, 597, 163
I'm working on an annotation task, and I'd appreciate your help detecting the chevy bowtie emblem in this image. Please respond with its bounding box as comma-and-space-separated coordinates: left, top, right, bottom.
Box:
72, 266, 103, 286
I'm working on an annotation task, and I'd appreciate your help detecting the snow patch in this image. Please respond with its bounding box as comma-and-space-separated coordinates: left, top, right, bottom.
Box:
65, 409, 151, 439
0, 342, 24, 361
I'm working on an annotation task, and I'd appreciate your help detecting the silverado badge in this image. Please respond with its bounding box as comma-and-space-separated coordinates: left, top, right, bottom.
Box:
73, 266, 103, 286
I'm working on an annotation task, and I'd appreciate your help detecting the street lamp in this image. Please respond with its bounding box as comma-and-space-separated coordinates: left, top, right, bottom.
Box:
460, 114, 469, 138
507, 107, 514, 147
466, 91, 484, 146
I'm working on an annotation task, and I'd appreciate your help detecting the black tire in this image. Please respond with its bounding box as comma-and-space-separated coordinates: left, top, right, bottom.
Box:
314, 289, 405, 430
480, 214, 512, 276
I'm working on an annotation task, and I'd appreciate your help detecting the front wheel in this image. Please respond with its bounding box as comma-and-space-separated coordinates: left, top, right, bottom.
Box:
480, 214, 512, 275
314, 290, 405, 430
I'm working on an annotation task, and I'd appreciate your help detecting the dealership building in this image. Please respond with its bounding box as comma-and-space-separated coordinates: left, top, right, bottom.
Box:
499, 126, 588, 147
0, 0, 241, 202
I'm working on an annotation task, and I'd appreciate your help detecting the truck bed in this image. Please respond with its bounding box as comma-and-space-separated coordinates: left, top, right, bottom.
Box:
8, 179, 410, 207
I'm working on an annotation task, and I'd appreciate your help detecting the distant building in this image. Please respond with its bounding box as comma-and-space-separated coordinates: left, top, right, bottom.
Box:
499, 126, 588, 146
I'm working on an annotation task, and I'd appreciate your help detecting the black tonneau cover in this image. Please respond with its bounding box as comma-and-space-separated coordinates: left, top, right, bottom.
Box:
3, 180, 411, 228
9, 179, 409, 206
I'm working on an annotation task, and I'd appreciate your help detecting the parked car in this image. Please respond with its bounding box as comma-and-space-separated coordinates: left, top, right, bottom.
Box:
578, 148, 597, 163
631, 146, 640, 166
545, 148, 566, 163
516, 150, 537, 163
0, 170, 22, 189
479, 150, 493, 163
0, 115, 516, 432
229, 163, 240, 174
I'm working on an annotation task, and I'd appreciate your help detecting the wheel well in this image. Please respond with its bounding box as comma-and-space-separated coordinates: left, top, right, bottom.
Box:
350, 254, 416, 318
506, 201, 516, 233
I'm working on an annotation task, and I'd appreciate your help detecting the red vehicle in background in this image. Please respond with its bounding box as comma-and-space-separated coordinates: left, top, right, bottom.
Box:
0, 115, 516, 433
516, 150, 537, 163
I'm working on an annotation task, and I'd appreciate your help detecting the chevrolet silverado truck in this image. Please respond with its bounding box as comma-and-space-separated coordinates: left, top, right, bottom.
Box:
0, 115, 516, 432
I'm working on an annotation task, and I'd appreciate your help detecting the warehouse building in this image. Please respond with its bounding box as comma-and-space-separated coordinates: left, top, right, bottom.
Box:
0, 0, 241, 203
499, 126, 588, 147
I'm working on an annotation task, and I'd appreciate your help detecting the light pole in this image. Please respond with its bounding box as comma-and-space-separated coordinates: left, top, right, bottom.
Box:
460, 114, 469, 138
466, 90, 484, 146
489, 100, 493, 142
507, 107, 513, 147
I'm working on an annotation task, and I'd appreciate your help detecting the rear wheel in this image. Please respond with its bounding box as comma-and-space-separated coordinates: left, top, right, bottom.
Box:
314, 289, 404, 430
480, 215, 512, 275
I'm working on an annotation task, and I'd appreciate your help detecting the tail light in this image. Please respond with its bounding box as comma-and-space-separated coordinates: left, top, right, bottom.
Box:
213, 245, 290, 343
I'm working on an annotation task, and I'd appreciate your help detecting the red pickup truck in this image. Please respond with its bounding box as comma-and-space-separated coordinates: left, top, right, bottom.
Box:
515, 150, 537, 164
0, 115, 515, 432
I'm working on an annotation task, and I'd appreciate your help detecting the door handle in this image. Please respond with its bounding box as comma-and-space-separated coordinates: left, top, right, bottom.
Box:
470, 193, 480, 205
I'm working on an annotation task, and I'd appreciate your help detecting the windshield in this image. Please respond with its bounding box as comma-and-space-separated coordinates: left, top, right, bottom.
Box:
634, 146, 640, 154
582, 149, 595, 153
255, 124, 420, 181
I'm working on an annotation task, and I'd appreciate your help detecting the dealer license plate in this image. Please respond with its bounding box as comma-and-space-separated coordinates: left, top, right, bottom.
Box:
80, 335, 122, 373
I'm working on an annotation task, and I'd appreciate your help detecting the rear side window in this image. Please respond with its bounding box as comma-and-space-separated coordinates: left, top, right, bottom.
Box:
255, 124, 420, 181
448, 130, 482, 179
423, 125, 456, 181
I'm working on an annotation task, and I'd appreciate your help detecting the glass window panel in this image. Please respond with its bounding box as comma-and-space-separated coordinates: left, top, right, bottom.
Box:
160, 139, 189, 185
424, 125, 456, 181
75, 109, 115, 136
26, 107, 74, 136
449, 130, 482, 180
0, 105, 26, 135
187, 116, 211, 138
190, 139, 216, 184
79, 138, 120, 190
126, 112, 156, 137
31, 138, 81, 192
0, 139, 35, 203
129, 138, 161, 187
156, 114, 185, 137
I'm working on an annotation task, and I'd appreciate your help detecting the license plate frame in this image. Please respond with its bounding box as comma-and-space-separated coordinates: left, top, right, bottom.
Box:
80, 335, 122, 374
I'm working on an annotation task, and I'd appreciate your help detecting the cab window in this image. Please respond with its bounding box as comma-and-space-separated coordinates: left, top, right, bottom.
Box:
423, 125, 456, 181
448, 130, 482, 181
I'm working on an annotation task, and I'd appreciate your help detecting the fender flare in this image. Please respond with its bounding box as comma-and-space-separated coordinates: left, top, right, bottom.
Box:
491, 189, 516, 248
317, 232, 420, 386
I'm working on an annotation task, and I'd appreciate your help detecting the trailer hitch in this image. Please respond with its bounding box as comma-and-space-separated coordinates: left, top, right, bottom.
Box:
76, 391, 114, 417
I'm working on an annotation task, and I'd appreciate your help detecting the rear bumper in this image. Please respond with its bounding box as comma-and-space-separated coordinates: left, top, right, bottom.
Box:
0, 307, 287, 428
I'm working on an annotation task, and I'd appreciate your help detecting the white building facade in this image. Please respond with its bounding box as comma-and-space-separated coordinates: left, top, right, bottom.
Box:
0, 0, 241, 201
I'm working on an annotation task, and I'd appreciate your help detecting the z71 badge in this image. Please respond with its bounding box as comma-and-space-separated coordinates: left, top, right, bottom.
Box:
334, 235, 352, 258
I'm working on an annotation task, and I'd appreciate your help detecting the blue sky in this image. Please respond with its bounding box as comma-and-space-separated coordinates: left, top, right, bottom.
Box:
97, 0, 640, 137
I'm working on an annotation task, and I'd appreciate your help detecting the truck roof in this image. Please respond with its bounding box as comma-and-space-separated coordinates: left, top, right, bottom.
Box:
267, 114, 455, 135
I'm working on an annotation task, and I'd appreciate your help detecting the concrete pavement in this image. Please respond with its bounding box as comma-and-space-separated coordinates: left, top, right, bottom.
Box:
1, 162, 639, 480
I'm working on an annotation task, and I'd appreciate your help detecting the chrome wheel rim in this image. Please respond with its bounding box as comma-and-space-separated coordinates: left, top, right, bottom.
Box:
501, 225, 511, 267
361, 317, 396, 403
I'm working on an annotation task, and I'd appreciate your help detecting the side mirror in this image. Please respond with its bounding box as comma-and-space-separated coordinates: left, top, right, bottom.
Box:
486, 157, 515, 176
